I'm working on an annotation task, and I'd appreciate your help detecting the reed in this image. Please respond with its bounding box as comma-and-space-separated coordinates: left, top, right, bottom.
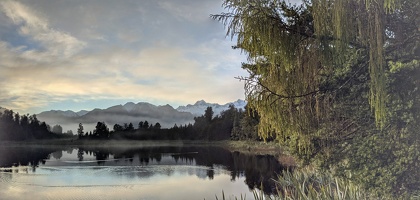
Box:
214, 168, 375, 200
272, 168, 371, 200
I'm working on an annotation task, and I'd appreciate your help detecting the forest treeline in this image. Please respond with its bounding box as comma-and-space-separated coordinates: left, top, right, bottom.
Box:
0, 109, 66, 140
0, 105, 259, 142
77, 105, 260, 141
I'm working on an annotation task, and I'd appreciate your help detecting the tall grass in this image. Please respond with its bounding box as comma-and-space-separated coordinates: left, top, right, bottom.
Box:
272, 168, 371, 200
214, 168, 375, 200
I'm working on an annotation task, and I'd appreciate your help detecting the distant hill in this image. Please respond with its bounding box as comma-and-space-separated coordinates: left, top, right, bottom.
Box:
37, 100, 246, 132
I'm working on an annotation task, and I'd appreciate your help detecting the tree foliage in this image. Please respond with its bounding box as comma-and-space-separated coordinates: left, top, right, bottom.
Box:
94, 122, 109, 138
212, 0, 418, 150
213, 0, 419, 196
213, 0, 339, 156
77, 123, 84, 139
0, 110, 61, 140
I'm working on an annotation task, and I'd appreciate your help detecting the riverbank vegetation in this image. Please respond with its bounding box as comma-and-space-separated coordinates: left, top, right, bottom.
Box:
212, 0, 419, 198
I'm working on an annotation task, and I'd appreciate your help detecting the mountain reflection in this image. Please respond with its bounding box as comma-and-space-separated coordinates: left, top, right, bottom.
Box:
0, 146, 291, 194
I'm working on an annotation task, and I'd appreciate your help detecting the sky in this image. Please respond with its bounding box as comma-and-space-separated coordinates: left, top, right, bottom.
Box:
0, 0, 300, 114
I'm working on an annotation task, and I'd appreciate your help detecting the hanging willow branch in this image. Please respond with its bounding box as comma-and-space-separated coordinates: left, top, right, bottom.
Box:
236, 76, 323, 99
312, 0, 401, 128
211, 1, 329, 153
212, 0, 400, 156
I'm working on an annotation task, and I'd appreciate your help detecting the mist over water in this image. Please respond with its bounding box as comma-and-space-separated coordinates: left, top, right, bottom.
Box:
0, 146, 288, 200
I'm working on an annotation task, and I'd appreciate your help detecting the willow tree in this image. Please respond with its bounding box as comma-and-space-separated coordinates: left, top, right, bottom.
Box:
312, 0, 398, 128
212, 0, 403, 156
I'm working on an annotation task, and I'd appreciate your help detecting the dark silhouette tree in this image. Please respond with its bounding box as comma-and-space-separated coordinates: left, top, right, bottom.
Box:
127, 123, 134, 131
154, 122, 161, 130
113, 124, 123, 132
14, 112, 20, 126
204, 107, 213, 122
77, 123, 84, 139
138, 121, 144, 129
94, 122, 109, 139
143, 121, 149, 129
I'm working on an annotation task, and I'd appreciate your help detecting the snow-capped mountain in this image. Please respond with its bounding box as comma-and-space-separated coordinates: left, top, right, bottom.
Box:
230, 99, 247, 110
176, 99, 246, 116
36, 99, 246, 132
37, 102, 195, 132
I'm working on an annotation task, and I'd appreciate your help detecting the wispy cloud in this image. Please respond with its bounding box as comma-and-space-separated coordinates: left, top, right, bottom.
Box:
0, 0, 246, 114
0, 0, 85, 59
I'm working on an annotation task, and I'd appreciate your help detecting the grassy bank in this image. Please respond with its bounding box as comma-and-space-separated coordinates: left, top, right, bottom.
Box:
216, 168, 377, 200
221, 140, 297, 167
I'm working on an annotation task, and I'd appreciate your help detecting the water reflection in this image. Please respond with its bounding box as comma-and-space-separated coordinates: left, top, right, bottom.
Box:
0, 145, 291, 199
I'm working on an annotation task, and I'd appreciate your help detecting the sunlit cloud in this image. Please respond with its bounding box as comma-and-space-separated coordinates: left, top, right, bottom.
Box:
0, 0, 247, 114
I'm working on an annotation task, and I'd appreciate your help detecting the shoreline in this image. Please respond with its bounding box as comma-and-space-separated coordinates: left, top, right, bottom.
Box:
0, 139, 282, 153
0, 139, 297, 167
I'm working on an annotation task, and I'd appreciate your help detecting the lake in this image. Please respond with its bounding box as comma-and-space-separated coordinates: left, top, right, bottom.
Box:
0, 145, 289, 200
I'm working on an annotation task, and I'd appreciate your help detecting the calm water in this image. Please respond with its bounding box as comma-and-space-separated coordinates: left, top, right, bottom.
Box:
0, 145, 288, 200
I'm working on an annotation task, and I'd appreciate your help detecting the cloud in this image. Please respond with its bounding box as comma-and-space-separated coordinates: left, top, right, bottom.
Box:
0, 39, 245, 113
0, 0, 247, 114
158, 0, 219, 23
0, 0, 85, 59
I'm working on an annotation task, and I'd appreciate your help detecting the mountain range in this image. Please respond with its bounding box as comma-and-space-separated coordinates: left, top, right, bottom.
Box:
35, 99, 246, 132
176, 99, 246, 116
